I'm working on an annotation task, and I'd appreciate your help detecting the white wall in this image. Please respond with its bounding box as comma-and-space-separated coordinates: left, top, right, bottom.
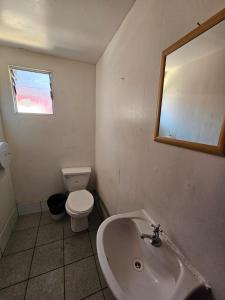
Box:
0, 46, 96, 204
0, 113, 16, 253
95, 1, 225, 299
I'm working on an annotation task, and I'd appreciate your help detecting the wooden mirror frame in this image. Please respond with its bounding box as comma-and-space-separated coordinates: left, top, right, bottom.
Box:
154, 8, 225, 156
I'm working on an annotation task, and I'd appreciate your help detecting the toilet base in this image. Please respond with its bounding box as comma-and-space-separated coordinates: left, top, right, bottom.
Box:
71, 216, 88, 232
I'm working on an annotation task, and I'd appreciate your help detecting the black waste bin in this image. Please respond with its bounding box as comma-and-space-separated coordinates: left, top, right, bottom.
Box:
47, 193, 67, 220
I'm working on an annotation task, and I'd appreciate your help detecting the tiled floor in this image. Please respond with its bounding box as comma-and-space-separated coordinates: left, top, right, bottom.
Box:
0, 208, 116, 300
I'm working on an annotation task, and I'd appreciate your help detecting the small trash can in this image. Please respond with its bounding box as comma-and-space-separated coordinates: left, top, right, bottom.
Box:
47, 193, 67, 221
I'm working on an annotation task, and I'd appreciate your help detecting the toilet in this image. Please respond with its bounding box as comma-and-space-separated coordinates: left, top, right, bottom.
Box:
62, 167, 94, 232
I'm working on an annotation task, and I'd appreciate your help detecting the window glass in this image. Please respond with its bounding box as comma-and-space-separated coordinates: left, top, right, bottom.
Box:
9, 67, 53, 114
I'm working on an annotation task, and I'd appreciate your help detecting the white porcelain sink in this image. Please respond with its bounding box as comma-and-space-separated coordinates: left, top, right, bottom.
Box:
97, 210, 207, 300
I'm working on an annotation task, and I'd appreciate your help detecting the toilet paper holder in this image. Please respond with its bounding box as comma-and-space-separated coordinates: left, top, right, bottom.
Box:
0, 142, 11, 169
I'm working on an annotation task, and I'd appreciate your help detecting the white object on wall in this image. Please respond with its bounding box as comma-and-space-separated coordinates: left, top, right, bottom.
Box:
0, 142, 11, 169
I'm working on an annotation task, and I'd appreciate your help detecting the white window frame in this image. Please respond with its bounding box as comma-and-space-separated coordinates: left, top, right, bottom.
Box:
8, 65, 54, 116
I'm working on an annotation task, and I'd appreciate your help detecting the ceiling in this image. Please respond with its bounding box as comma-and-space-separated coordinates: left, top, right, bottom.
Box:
0, 0, 135, 63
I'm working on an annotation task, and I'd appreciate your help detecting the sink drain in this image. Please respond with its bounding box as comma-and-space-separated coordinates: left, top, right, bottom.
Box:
132, 259, 144, 272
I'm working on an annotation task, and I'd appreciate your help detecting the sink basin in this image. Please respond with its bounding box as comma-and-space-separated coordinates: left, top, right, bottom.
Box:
97, 210, 207, 300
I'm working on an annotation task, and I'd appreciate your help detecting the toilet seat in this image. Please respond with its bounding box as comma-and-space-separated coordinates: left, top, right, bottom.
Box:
66, 190, 94, 215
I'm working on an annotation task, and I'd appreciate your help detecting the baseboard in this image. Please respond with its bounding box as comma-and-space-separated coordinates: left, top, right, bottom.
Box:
17, 201, 41, 215
0, 208, 18, 253
100, 201, 110, 219
17, 199, 56, 215
94, 190, 110, 219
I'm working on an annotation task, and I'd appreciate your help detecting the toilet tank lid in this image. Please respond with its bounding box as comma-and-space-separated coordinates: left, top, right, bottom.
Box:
61, 167, 91, 176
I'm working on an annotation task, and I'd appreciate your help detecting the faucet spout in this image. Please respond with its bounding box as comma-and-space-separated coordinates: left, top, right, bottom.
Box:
140, 224, 163, 247
140, 233, 153, 239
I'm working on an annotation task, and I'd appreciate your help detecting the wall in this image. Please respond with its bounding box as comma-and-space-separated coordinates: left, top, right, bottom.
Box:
95, 1, 225, 299
0, 112, 16, 254
160, 48, 225, 144
0, 46, 95, 205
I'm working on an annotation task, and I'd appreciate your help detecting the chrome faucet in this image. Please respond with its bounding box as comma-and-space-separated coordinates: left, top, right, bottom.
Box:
141, 224, 163, 247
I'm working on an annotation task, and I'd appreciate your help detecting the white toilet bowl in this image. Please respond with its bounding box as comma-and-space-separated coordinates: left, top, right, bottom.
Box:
65, 189, 94, 232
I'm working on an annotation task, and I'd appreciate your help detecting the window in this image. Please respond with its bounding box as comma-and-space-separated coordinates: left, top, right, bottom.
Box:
9, 66, 53, 115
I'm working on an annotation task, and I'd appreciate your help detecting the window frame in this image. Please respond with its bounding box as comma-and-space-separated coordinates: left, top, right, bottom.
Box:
8, 65, 54, 116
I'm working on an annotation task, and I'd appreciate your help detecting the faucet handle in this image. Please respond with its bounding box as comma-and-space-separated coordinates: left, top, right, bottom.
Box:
151, 224, 163, 233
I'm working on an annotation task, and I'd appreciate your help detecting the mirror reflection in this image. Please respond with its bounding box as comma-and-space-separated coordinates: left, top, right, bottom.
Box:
159, 19, 225, 146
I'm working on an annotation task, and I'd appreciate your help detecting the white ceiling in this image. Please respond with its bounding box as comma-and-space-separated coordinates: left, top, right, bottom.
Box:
0, 0, 135, 63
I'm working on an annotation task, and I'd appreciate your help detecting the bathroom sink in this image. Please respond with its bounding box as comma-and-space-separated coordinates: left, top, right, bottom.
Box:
97, 210, 207, 300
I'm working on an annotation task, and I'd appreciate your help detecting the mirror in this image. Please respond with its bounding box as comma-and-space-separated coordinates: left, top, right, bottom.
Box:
154, 9, 225, 155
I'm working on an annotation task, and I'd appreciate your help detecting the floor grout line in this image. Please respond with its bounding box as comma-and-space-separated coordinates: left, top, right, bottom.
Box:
13, 212, 42, 233
0, 252, 96, 293
64, 254, 95, 268
29, 254, 95, 281
88, 230, 105, 299
35, 236, 64, 248
23, 211, 42, 299
80, 287, 103, 300
0, 227, 92, 261
92, 200, 107, 300
62, 215, 66, 300
0, 279, 29, 292
2, 246, 36, 258
39, 221, 61, 228
12, 225, 39, 233
0, 204, 105, 298
1, 226, 38, 258
2, 236, 64, 259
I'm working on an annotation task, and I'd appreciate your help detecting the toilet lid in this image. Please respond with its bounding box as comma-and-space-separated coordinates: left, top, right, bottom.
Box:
67, 190, 94, 213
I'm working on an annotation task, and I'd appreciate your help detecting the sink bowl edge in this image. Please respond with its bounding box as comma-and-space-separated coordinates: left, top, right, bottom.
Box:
96, 209, 210, 300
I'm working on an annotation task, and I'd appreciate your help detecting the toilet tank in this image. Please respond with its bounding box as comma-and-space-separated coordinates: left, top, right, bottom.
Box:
61, 167, 91, 192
